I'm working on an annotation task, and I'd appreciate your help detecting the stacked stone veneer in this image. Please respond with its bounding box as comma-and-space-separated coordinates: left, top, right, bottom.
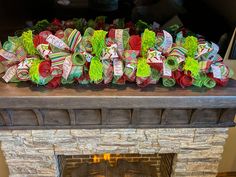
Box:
0, 128, 229, 177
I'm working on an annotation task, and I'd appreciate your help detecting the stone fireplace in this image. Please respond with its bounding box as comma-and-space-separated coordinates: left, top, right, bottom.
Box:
0, 128, 230, 177
0, 81, 236, 177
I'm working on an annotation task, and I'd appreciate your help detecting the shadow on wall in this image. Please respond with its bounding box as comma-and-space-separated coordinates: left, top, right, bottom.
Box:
0, 143, 9, 177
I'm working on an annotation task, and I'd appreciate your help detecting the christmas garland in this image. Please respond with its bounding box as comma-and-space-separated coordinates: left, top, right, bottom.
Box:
0, 17, 234, 88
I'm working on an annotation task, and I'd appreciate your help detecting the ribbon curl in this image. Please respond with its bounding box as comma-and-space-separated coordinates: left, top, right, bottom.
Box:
162, 77, 176, 87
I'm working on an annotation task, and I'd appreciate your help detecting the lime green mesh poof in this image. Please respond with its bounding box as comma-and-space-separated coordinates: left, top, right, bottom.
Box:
29, 59, 41, 84
89, 56, 103, 83
136, 58, 151, 77
89, 30, 107, 82
21, 30, 37, 55
183, 57, 200, 77
141, 29, 156, 56
91, 30, 107, 57
183, 36, 198, 57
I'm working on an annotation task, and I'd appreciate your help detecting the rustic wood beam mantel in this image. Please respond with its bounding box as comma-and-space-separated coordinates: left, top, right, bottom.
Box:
0, 80, 236, 129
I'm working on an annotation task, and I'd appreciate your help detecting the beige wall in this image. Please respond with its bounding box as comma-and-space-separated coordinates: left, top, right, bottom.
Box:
0, 145, 8, 177
219, 126, 236, 172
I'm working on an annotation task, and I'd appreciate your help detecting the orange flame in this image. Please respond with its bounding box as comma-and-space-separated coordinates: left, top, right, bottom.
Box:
93, 153, 111, 163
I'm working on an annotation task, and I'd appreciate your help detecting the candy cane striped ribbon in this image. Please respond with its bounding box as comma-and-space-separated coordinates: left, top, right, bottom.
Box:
169, 47, 187, 63
49, 52, 70, 76
68, 29, 82, 52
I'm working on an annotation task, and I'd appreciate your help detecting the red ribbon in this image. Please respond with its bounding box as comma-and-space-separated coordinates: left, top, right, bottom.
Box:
33, 31, 52, 48
173, 70, 182, 84
148, 63, 163, 72
108, 29, 115, 38
129, 35, 141, 51
52, 19, 62, 27
39, 31, 52, 40
39, 60, 51, 78
208, 73, 229, 86
46, 76, 61, 89
173, 70, 193, 88
136, 77, 151, 87
33, 35, 48, 48
179, 74, 193, 88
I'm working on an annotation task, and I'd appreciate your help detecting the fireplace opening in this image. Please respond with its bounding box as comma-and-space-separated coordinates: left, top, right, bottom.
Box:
57, 153, 176, 177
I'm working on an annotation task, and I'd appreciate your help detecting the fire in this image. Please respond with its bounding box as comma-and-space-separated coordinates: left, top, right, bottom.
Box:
93, 153, 111, 163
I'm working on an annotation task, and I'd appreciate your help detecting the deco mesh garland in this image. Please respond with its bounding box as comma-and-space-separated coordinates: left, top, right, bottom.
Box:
0, 17, 234, 88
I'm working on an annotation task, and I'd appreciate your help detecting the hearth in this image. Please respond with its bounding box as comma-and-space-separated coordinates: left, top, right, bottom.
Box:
57, 153, 175, 177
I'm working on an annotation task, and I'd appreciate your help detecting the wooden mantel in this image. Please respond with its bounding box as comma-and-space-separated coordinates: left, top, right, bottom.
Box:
0, 80, 236, 129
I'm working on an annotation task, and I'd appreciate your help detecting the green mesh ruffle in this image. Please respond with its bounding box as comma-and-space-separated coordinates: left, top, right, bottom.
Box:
136, 58, 151, 77
183, 36, 198, 57
91, 30, 107, 57
89, 56, 103, 83
183, 57, 200, 77
21, 30, 37, 55
141, 29, 156, 56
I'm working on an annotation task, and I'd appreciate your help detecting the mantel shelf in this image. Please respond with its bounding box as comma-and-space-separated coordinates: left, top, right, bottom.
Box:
0, 80, 236, 109
0, 80, 236, 129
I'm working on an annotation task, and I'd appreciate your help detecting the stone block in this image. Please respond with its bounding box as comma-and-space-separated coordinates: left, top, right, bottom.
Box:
32, 130, 56, 138
101, 129, 137, 134
186, 162, 219, 173
71, 129, 100, 137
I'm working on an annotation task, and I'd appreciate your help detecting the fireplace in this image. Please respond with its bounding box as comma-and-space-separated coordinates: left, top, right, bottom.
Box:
57, 153, 175, 177
0, 81, 236, 177
0, 128, 232, 177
